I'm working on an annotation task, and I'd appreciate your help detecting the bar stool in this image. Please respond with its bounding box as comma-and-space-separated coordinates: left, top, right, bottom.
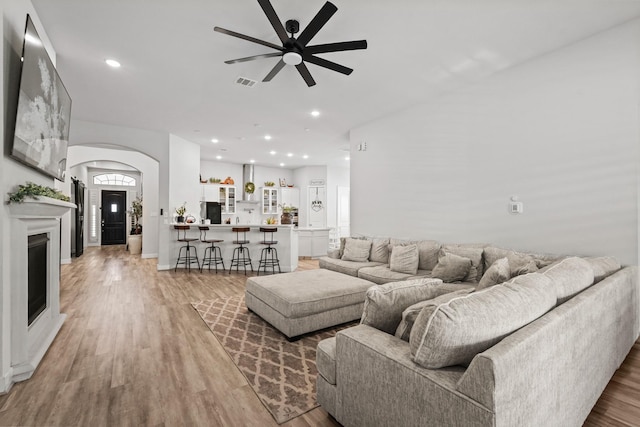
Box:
174, 225, 200, 272
229, 227, 253, 275
199, 226, 225, 273
258, 227, 281, 275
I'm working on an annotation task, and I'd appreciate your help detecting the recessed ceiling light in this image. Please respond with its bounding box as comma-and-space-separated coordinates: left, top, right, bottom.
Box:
264, 135, 272, 140
311, 110, 320, 117
345, 156, 350, 161
216, 155, 222, 160
305, 128, 310, 132
250, 159, 255, 163
105, 59, 121, 68
280, 163, 285, 167
303, 154, 309, 159
211, 138, 219, 143
270, 150, 276, 155
287, 153, 293, 157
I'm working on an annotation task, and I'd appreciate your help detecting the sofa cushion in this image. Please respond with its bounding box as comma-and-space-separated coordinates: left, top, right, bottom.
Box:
360, 278, 444, 334
417, 240, 442, 271
512, 259, 539, 276
316, 337, 337, 385
369, 238, 390, 264
319, 256, 384, 277
409, 273, 556, 369
484, 246, 547, 276
541, 257, 595, 305
337, 235, 367, 258
431, 252, 472, 283
389, 244, 419, 275
477, 257, 510, 290
342, 238, 373, 262
357, 265, 414, 285
584, 256, 621, 283
395, 287, 475, 341
441, 244, 485, 283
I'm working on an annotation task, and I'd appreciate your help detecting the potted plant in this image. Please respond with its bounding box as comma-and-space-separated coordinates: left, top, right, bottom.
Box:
127, 196, 143, 234
175, 202, 186, 223
279, 204, 296, 224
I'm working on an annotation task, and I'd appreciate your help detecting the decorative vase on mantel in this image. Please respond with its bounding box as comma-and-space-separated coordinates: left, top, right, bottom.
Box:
280, 212, 292, 224
177, 215, 184, 223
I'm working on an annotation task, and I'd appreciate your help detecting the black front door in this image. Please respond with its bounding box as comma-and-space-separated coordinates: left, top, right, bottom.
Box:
101, 190, 126, 245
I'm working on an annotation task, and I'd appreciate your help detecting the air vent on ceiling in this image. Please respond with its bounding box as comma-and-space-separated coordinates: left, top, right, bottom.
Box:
235, 76, 257, 88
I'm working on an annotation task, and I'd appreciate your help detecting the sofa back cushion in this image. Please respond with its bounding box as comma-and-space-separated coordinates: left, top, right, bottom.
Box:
584, 256, 621, 283
541, 256, 595, 305
369, 238, 390, 263
389, 244, 419, 274
409, 273, 556, 369
360, 278, 444, 334
341, 238, 373, 262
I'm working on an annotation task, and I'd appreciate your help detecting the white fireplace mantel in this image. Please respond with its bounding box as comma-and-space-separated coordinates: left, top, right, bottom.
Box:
5, 195, 75, 390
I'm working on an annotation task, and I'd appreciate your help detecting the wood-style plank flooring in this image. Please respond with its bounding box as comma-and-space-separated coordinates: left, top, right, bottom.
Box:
0, 245, 637, 426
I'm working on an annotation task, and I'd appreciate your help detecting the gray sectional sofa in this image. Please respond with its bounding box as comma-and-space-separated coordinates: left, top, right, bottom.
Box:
316, 237, 639, 427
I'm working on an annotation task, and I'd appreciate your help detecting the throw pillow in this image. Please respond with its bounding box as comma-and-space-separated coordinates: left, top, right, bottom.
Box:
477, 257, 510, 290
431, 252, 472, 283
341, 238, 373, 262
369, 238, 391, 263
511, 259, 538, 277
441, 244, 485, 283
584, 256, 621, 283
360, 278, 443, 334
389, 244, 419, 275
395, 287, 474, 341
416, 240, 442, 271
409, 273, 556, 369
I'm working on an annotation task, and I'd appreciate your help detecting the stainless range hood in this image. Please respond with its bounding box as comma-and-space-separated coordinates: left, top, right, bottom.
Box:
240, 164, 259, 203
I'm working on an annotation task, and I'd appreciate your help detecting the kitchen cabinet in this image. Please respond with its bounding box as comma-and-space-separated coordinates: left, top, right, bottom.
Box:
201, 184, 236, 214
261, 187, 279, 214
280, 187, 300, 209
297, 228, 330, 258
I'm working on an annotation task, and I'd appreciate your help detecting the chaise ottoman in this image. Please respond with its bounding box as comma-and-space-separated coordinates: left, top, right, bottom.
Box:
245, 269, 376, 338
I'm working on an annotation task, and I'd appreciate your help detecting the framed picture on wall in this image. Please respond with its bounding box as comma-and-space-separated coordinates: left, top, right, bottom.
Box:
279, 178, 287, 187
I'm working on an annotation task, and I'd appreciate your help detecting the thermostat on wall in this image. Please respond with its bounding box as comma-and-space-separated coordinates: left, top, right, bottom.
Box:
509, 202, 523, 214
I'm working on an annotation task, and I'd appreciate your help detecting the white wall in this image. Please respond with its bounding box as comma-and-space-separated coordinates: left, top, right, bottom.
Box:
327, 166, 350, 229
1, 0, 59, 393
350, 20, 640, 266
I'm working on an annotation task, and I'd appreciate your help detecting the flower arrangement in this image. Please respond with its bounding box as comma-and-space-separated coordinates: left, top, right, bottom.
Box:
264, 181, 275, 187
8, 182, 70, 203
175, 202, 186, 216
209, 177, 221, 183
279, 203, 296, 213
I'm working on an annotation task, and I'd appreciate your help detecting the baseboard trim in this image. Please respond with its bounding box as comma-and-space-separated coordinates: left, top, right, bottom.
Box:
157, 264, 171, 271
60, 258, 72, 265
141, 253, 158, 259
0, 368, 14, 394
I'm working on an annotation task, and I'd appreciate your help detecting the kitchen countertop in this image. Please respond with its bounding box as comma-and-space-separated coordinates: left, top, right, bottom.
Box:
169, 223, 294, 228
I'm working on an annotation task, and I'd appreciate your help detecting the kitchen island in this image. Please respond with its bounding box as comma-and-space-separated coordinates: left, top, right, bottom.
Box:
168, 224, 298, 272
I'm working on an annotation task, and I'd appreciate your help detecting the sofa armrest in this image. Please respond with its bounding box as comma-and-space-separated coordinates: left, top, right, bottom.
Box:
330, 325, 493, 427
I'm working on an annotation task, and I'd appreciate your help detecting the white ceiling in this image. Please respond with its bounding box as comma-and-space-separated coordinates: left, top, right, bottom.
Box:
31, 0, 640, 169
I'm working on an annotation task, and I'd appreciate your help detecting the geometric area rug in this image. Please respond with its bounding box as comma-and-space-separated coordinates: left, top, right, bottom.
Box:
191, 295, 353, 424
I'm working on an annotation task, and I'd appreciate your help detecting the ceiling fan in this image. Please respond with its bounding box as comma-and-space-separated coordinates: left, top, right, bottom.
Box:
214, 0, 367, 87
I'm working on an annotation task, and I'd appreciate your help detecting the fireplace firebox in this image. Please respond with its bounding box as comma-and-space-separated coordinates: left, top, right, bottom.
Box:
28, 233, 49, 326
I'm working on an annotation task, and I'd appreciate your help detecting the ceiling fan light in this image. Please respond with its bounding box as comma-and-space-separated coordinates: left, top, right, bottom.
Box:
283, 52, 303, 65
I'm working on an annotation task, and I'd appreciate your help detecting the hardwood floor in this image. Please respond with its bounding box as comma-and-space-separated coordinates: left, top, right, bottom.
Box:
0, 245, 637, 426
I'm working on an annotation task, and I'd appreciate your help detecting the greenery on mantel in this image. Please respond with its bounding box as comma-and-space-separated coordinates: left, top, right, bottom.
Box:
7, 182, 71, 203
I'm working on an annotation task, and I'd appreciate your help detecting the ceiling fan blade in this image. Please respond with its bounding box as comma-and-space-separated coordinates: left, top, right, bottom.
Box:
263, 59, 286, 82
303, 54, 353, 75
225, 52, 282, 64
257, 0, 289, 44
305, 40, 367, 55
214, 27, 284, 51
296, 63, 317, 87
297, 1, 338, 47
